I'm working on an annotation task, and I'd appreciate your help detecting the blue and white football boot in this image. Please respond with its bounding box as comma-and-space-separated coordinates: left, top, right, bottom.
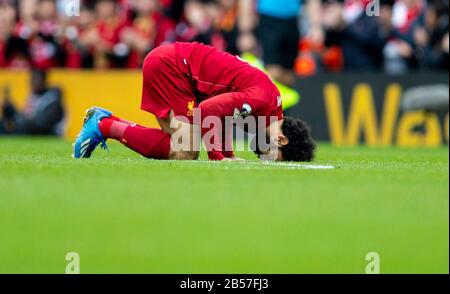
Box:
73, 107, 112, 158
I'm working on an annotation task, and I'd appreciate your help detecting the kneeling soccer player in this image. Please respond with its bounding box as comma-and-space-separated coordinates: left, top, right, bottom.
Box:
73, 42, 315, 161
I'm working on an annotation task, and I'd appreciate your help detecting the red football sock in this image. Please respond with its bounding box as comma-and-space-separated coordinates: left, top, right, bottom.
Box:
98, 116, 128, 141
99, 117, 170, 159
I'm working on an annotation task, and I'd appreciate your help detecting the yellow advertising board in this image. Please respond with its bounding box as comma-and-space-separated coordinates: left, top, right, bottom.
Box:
0, 70, 159, 139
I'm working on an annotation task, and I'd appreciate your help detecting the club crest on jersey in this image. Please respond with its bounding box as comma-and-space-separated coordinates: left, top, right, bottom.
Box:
187, 101, 195, 117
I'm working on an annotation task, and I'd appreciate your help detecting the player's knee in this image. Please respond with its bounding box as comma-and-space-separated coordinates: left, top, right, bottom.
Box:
169, 150, 199, 160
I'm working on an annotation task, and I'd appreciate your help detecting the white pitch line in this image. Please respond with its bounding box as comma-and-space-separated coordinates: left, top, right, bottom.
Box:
250, 161, 335, 169
179, 160, 336, 169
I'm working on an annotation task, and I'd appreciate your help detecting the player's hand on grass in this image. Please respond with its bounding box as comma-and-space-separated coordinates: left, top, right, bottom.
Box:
231, 157, 245, 161
221, 157, 245, 162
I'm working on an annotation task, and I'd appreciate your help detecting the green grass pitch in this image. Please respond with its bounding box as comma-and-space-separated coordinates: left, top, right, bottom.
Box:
0, 137, 448, 273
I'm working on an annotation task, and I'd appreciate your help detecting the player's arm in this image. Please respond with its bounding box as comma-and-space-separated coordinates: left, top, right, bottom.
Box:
198, 93, 271, 160
198, 93, 236, 161
221, 116, 235, 159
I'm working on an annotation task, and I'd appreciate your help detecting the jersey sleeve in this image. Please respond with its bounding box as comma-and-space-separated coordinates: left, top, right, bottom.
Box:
198, 92, 273, 160
197, 93, 236, 160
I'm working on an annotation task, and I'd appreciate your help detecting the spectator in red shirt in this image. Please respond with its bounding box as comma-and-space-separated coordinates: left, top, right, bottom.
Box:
0, 1, 17, 67
121, 0, 176, 68
28, 0, 64, 69
62, 3, 97, 68
0, 0, 32, 68
93, 0, 129, 68
176, 0, 226, 51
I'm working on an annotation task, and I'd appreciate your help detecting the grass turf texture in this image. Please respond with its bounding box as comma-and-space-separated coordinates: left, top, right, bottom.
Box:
0, 137, 448, 273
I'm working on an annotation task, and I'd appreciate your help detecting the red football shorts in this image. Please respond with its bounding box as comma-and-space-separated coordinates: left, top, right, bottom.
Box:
140, 44, 195, 122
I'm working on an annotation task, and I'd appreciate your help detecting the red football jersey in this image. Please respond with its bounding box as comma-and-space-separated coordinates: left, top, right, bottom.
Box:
141, 42, 283, 160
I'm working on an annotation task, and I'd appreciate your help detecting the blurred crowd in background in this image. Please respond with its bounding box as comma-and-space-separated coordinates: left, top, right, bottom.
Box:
0, 0, 448, 84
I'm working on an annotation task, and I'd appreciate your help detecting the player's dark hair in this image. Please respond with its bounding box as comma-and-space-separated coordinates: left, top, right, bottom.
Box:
280, 117, 316, 162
